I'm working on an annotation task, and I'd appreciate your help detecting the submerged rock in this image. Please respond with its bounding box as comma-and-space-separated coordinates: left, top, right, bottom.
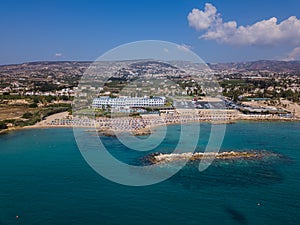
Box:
132, 128, 151, 136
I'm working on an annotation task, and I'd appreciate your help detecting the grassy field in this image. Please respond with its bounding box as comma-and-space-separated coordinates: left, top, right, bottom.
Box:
0, 105, 37, 120
0, 103, 72, 130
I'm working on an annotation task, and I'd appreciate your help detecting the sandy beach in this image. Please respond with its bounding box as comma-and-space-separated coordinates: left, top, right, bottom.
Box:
1, 107, 298, 136
27, 112, 71, 128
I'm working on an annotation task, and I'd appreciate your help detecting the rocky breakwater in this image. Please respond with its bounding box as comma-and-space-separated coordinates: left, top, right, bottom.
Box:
96, 127, 151, 137
144, 151, 283, 165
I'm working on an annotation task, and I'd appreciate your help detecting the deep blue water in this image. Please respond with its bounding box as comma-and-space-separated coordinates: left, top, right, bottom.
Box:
0, 122, 299, 225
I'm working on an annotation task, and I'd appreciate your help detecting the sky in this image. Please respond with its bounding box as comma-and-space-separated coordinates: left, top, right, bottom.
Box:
1, 0, 300, 65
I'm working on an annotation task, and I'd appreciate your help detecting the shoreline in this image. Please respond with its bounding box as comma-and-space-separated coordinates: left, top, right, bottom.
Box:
1, 119, 299, 136
1, 111, 299, 135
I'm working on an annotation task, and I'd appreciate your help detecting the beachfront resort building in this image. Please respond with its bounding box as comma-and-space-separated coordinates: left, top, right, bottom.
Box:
92, 96, 166, 109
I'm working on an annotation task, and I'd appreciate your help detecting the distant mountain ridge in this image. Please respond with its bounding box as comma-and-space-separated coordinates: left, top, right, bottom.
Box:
208, 60, 300, 73
1, 60, 300, 73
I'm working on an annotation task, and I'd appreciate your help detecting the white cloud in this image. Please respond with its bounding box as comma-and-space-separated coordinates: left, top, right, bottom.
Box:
284, 47, 300, 61
54, 53, 63, 58
188, 3, 300, 46
163, 48, 169, 53
177, 44, 192, 52
187, 3, 219, 30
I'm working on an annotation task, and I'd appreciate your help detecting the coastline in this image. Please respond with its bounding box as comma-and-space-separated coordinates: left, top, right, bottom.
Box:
1, 111, 299, 136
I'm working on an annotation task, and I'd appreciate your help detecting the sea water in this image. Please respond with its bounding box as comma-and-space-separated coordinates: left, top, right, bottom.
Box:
0, 122, 299, 225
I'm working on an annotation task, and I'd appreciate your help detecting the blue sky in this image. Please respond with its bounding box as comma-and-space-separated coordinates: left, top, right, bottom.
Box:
1, 0, 300, 65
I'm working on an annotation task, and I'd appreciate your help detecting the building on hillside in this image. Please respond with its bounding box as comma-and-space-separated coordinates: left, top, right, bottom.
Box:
92, 96, 166, 109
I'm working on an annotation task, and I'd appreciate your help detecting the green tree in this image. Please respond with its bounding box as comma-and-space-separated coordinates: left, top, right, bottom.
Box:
22, 112, 33, 119
0, 121, 8, 130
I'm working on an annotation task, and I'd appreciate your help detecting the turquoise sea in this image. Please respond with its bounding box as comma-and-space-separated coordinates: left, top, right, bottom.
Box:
0, 122, 299, 225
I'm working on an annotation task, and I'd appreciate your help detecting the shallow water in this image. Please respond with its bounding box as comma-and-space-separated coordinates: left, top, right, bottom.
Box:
0, 122, 299, 224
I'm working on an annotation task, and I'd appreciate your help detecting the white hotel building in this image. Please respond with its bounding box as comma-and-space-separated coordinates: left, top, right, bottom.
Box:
92, 96, 166, 108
